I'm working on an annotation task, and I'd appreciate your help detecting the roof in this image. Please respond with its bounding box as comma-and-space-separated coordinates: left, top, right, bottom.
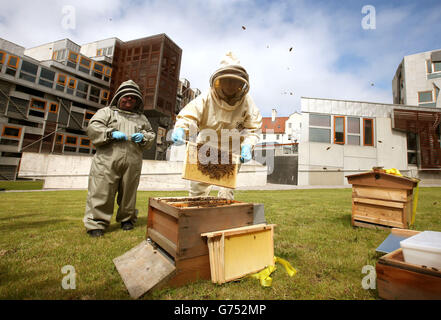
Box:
262, 117, 289, 133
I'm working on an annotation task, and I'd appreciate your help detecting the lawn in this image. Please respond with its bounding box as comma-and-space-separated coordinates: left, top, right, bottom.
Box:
0, 187, 440, 300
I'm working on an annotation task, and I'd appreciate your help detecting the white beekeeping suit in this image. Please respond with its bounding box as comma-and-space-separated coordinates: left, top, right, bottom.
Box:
173, 51, 262, 199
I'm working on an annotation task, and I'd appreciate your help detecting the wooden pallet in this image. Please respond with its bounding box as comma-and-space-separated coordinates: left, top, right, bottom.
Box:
202, 224, 276, 284
182, 141, 240, 189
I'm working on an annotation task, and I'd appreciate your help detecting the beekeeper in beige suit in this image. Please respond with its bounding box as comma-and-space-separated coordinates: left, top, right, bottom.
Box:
172, 52, 262, 199
83, 80, 155, 237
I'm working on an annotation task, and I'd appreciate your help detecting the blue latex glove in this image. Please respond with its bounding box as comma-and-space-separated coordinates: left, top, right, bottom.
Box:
171, 128, 185, 145
111, 131, 127, 141
240, 144, 252, 163
131, 132, 144, 143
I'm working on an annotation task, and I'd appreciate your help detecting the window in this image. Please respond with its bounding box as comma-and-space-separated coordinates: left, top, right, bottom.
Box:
101, 90, 109, 101
96, 49, 102, 56
334, 116, 345, 144
2, 125, 22, 138
79, 57, 91, 74
263, 134, 266, 140
30, 98, 46, 111
67, 51, 78, 68
434, 62, 441, 73
65, 136, 78, 146
288, 123, 292, 129
363, 118, 374, 146
418, 91, 433, 103
49, 102, 58, 113
427, 60, 432, 74
67, 78, 76, 94
6, 55, 19, 76
92, 62, 104, 79
347, 117, 360, 145
39, 68, 55, 88
52, 49, 66, 61
0, 51, 5, 65
407, 132, 418, 165
19, 60, 38, 82
80, 137, 91, 147
55, 134, 64, 144
85, 111, 95, 121
276, 134, 280, 140
76, 81, 89, 99
56, 74, 66, 91
89, 86, 100, 103
104, 67, 112, 81
309, 113, 331, 143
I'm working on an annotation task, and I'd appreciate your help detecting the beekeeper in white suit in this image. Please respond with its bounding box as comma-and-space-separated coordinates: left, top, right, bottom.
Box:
171, 51, 262, 199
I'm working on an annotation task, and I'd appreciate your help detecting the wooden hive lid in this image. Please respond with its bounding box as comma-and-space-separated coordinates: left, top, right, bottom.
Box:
346, 171, 420, 190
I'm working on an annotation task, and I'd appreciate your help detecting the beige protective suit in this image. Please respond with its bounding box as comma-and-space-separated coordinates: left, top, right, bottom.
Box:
83, 80, 156, 231
174, 52, 262, 199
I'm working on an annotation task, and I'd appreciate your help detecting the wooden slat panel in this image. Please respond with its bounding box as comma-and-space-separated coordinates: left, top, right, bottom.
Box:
353, 202, 404, 223
148, 207, 178, 245
177, 204, 254, 259
167, 254, 211, 287
148, 228, 177, 258
353, 197, 405, 208
148, 197, 180, 218
353, 186, 408, 202
347, 172, 418, 190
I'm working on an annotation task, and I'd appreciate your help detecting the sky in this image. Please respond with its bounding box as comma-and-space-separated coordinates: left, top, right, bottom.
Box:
1, 0, 440, 117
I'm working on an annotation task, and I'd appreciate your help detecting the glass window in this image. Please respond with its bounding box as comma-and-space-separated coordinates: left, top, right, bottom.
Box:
30, 99, 46, 111
363, 119, 374, 146
7, 56, 19, 68
49, 103, 58, 113
39, 68, 55, 88
2, 126, 21, 138
85, 112, 95, 120
55, 134, 64, 144
65, 136, 77, 145
0, 51, 5, 64
418, 91, 433, 103
80, 57, 91, 68
309, 128, 331, 143
68, 51, 78, 62
20, 60, 38, 75
334, 116, 345, 144
309, 114, 330, 127
347, 117, 360, 134
347, 135, 360, 145
434, 62, 441, 72
80, 138, 90, 147
427, 60, 432, 73
93, 63, 104, 73
76, 81, 88, 99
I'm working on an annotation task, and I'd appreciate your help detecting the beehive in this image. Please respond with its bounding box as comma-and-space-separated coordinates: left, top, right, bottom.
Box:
146, 196, 255, 286
346, 170, 420, 229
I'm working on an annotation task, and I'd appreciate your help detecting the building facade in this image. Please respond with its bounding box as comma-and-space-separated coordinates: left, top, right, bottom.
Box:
0, 34, 182, 180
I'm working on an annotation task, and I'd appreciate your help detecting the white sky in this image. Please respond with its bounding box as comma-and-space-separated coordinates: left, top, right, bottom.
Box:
1, 0, 440, 117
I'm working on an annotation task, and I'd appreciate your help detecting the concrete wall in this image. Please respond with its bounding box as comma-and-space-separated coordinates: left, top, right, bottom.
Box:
18, 152, 267, 190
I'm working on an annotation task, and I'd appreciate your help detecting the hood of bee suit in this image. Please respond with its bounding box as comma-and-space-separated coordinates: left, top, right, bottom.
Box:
209, 51, 250, 110
109, 79, 144, 113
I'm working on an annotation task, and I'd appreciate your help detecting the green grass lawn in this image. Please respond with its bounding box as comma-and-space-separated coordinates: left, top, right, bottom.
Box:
0, 187, 440, 300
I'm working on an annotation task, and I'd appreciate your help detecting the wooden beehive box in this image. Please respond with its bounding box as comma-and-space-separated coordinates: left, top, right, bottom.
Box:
202, 224, 276, 284
146, 196, 254, 287
376, 230, 441, 300
346, 171, 420, 229
182, 142, 240, 189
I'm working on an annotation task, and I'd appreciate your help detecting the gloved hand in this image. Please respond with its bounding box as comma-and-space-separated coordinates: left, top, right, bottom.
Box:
171, 127, 186, 145
131, 133, 144, 143
240, 144, 252, 163
111, 131, 127, 141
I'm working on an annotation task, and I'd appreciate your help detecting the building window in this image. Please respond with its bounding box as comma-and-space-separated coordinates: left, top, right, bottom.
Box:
56, 74, 66, 92
427, 60, 432, 74
67, 78, 76, 94
6, 55, 19, 76
347, 117, 360, 145
55, 134, 64, 144
363, 118, 374, 146
407, 132, 418, 165
76, 81, 89, 99
101, 90, 109, 101
2, 125, 22, 138
52, 49, 66, 61
19, 60, 38, 83
96, 49, 102, 56
434, 62, 441, 73
263, 134, 266, 140
0, 51, 5, 66
276, 134, 280, 140
79, 57, 91, 74
49, 102, 58, 113
80, 137, 90, 147
89, 86, 100, 103
92, 62, 104, 79
39, 68, 55, 88
309, 113, 331, 143
67, 51, 78, 68
334, 116, 345, 144
30, 98, 46, 111
418, 90, 433, 103
65, 136, 78, 146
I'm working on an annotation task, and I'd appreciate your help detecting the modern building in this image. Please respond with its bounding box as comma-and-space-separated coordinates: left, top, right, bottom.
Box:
0, 34, 184, 180
298, 97, 441, 186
